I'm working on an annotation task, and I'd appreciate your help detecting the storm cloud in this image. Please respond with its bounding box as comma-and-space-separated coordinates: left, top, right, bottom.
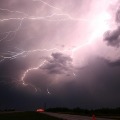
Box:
42, 52, 73, 74
0, 0, 120, 110
104, 27, 120, 47
107, 59, 120, 67
104, 5, 120, 47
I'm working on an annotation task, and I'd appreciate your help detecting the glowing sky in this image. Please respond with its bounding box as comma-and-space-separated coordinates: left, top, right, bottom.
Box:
0, 0, 120, 110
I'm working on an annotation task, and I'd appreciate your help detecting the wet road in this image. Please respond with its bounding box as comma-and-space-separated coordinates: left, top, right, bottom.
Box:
44, 112, 115, 120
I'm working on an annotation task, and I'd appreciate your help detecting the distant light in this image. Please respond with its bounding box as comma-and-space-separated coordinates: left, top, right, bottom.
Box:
36, 108, 45, 112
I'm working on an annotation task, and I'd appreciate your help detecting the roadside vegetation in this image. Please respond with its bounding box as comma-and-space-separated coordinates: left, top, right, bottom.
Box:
0, 111, 62, 120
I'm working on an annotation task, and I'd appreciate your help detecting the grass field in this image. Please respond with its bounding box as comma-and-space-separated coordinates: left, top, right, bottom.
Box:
0, 111, 62, 120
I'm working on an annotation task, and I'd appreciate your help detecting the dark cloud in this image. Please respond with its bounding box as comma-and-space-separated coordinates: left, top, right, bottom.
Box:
116, 6, 120, 23
103, 6, 120, 47
75, 57, 120, 108
104, 27, 120, 47
107, 60, 120, 67
1, 57, 120, 110
42, 52, 73, 74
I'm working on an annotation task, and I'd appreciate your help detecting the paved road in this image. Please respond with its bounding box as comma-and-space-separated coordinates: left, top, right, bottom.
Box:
44, 112, 115, 120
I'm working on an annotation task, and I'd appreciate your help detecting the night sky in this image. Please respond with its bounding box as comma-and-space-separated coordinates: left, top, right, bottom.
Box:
0, 0, 120, 110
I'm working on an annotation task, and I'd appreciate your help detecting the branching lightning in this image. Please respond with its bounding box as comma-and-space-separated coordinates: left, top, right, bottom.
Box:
0, 0, 113, 93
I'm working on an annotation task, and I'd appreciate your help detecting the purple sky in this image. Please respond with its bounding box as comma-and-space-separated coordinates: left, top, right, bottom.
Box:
0, 0, 120, 110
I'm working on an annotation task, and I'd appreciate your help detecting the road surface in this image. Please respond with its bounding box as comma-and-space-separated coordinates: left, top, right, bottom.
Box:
44, 112, 115, 120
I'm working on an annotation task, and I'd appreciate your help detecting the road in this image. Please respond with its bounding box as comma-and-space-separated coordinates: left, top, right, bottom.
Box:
44, 112, 115, 120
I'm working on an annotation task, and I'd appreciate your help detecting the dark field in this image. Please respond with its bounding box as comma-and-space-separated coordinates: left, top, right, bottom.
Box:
0, 111, 62, 120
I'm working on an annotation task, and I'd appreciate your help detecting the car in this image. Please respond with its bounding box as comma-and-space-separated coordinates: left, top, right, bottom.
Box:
36, 108, 45, 112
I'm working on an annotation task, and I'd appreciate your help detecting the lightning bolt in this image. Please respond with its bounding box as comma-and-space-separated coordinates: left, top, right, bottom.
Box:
0, 0, 113, 93
0, 0, 87, 42
21, 60, 47, 92
33, 0, 61, 11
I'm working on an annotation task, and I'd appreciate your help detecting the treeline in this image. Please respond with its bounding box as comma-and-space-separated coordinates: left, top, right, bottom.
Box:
46, 107, 120, 116
0, 108, 15, 112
